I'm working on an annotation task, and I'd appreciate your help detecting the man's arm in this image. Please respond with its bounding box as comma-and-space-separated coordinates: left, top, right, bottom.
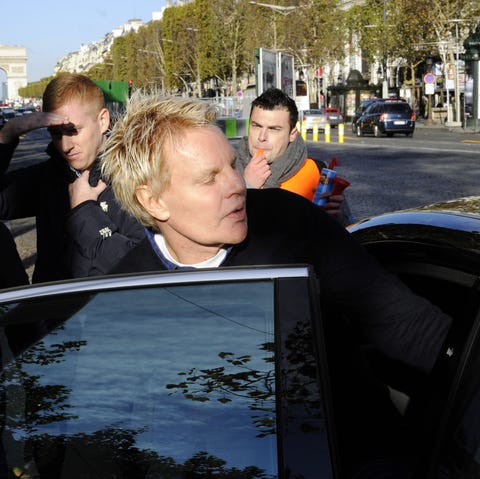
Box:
0, 112, 67, 144
66, 171, 146, 277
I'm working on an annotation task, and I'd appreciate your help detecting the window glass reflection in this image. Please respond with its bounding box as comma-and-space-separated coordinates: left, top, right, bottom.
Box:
0, 282, 277, 478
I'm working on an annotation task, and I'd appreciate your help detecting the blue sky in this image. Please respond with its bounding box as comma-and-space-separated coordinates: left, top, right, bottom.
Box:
1, 0, 167, 82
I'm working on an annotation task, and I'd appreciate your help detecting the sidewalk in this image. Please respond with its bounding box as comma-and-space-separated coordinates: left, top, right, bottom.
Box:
415, 118, 480, 134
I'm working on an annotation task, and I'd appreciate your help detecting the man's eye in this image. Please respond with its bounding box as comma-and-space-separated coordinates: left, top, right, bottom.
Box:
47, 126, 78, 138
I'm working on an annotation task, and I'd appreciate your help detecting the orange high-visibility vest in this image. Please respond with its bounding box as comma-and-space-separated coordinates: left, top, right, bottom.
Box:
280, 158, 320, 202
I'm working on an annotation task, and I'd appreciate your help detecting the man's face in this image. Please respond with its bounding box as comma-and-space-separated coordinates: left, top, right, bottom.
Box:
154, 126, 247, 264
48, 99, 109, 171
248, 106, 297, 163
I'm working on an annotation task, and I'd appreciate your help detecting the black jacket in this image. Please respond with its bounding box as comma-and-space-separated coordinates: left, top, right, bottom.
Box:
0, 139, 145, 283
111, 188, 452, 374
0, 221, 29, 288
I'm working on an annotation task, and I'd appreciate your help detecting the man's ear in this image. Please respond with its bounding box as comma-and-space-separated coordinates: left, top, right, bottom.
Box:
98, 108, 110, 134
289, 126, 298, 143
135, 185, 170, 221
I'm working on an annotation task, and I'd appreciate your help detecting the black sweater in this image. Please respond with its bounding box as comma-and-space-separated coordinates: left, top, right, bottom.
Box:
111, 187, 452, 374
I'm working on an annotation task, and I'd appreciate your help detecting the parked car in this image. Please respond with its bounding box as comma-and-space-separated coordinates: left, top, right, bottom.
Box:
356, 99, 415, 137
15, 105, 35, 115
0, 107, 16, 126
300, 107, 344, 131
351, 98, 379, 133
0, 195, 479, 478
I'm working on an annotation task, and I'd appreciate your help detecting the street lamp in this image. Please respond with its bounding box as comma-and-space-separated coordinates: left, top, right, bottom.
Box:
424, 56, 434, 125
248, 1, 304, 50
365, 0, 388, 97
137, 48, 166, 93
382, 0, 388, 98
448, 19, 463, 125
248, 1, 302, 15
184, 27, 202, 97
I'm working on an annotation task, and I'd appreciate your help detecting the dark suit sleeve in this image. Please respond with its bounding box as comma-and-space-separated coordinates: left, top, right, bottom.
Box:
65, 194, 146, 278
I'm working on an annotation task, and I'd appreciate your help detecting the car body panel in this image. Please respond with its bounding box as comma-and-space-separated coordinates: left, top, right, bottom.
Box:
349, 196, 480, 255
351, 98, 379, 132
349, 197, 480, 477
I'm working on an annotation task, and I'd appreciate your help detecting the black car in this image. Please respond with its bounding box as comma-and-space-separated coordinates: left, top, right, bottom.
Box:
356, 99, 415, 137
351, 98, 379, 133
0, 108, 16, 129
0, 197, 479, 478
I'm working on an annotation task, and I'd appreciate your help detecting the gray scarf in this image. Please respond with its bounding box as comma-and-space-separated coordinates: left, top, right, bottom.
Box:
236, 135, 308, 188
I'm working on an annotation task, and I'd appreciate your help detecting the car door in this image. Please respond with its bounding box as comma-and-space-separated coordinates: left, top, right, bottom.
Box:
350, 211, 480, 477
359, 103, 378, 134
0, 266, 339, 479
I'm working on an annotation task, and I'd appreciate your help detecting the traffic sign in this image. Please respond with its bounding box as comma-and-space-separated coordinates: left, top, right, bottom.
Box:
424, 73, 436, 84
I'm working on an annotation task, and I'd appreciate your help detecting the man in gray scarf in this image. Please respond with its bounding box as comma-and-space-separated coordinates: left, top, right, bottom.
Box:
235, 88, 352, 225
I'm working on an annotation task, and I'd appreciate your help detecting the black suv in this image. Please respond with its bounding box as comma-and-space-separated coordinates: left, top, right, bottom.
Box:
356, 100, 415, 137
351, 98, 379, 133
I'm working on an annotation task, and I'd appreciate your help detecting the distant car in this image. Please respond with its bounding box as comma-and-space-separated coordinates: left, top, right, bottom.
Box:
356, 99, 415, 137
300, 107, 344, 131
15, 105, 35, 115
0, 108, 16, 127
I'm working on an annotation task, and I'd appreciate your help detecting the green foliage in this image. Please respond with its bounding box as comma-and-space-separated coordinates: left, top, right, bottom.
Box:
19, 0, 480, 98
18, 76, 54, 99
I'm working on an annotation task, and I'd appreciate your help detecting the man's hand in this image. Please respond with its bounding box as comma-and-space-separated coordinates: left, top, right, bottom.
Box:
320, 193, 345, 217
0, 112, 69, 144
244, 150, 271, 188
69, 170, 107, 209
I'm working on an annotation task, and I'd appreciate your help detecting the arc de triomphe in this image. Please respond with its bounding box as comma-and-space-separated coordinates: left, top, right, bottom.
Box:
0, 45, 27, 101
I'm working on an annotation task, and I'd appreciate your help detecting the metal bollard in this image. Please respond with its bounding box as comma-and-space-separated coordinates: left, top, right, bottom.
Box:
312, 123, 319, 142
301, 122, 307, 141
338, 123, 344, 143
324, 123, 331, 143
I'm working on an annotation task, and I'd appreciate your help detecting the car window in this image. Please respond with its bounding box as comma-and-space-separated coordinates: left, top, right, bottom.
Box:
384, 104, 412, 114
0, 269, 333, 478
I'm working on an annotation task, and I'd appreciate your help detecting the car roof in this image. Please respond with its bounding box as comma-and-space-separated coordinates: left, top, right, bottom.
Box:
0, 265, 312, 303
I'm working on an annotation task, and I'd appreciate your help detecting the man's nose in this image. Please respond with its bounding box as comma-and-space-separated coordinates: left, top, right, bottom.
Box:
229, 168, 246, 193
258, 128, 268, 142
59, 134, 74, 151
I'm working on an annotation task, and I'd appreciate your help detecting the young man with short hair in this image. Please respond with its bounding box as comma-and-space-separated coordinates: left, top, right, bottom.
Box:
236, 88, 351, 224
0, 73, 145, 283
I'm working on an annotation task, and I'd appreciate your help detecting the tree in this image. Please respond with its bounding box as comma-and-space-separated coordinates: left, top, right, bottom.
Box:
166, 320, 324, 439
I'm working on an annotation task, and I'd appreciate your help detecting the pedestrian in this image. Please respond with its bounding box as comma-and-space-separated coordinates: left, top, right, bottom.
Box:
235, 88, 352, 225
0, 73, 145, 283
0, 221, 29, 288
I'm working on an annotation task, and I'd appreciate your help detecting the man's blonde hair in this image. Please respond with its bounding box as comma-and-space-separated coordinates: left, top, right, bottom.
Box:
43, 73, 105, 114
101, 92, 217, 229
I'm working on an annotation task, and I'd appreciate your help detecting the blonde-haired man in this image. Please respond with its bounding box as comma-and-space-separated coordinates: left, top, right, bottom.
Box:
0, 73, 145, 282
102, 92, 453, 476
